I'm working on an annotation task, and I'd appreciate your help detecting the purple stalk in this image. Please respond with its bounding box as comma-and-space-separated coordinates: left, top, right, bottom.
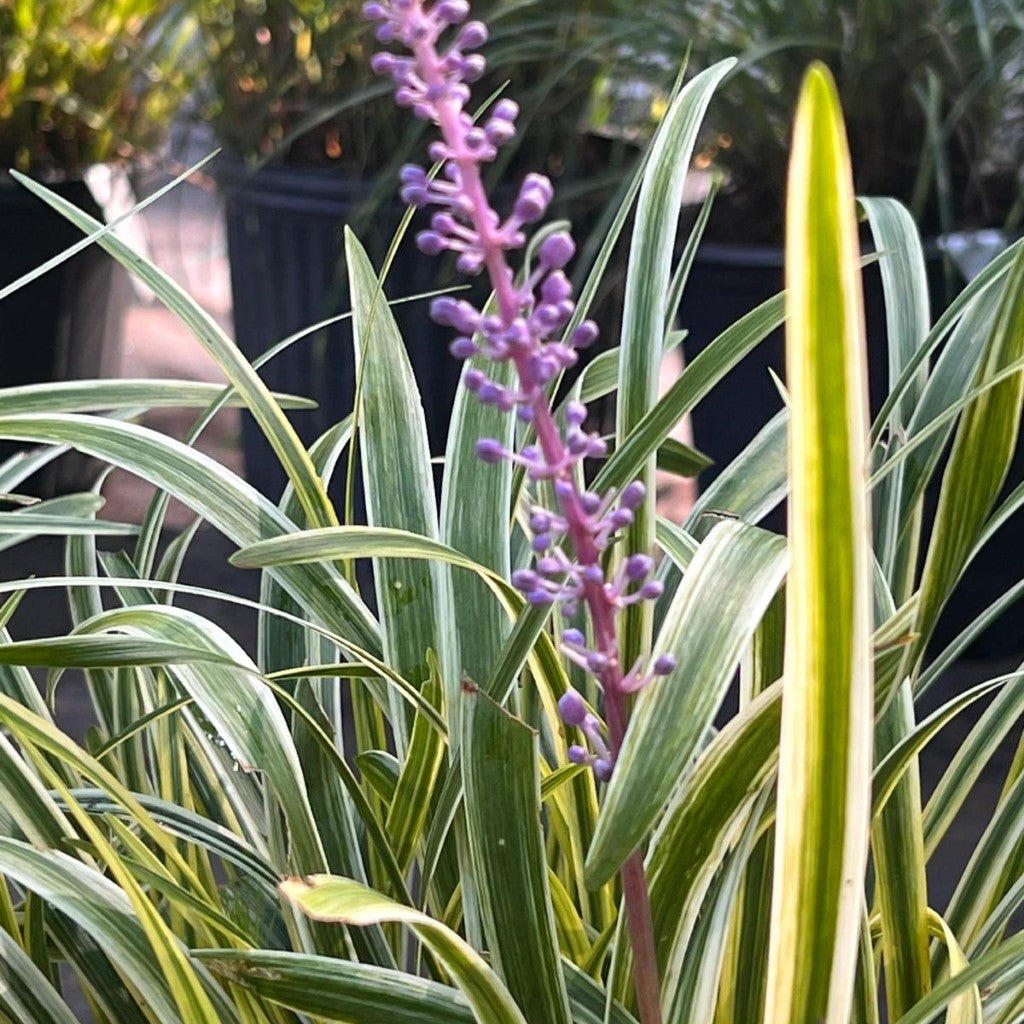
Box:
364, 3, 671, 1021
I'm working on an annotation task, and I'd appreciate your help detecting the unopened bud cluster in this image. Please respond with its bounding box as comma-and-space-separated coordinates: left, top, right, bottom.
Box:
365, 0, 676, 779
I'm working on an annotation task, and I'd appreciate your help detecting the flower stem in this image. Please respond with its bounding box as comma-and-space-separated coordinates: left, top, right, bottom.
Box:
528, 377, 665, 1024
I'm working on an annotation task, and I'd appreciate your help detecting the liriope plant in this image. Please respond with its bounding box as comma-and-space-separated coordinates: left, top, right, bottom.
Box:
0, 2, 1021, 1024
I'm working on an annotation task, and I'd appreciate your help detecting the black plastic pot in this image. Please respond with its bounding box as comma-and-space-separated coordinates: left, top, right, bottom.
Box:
0, 176, 123, 480
219, 159, 464, 502
679, 242, 903, 485
678, 242, 1022, 657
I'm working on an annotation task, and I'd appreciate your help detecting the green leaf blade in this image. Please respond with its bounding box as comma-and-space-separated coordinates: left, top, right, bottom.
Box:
281, 875, 529, 1024
763, 63, 874, 1024
461, 685, 572, 1024
346, 230, 452, 746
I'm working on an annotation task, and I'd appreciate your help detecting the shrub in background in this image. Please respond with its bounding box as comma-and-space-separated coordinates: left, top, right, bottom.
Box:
661, 0, 1024, 242
0, 0, 202, 176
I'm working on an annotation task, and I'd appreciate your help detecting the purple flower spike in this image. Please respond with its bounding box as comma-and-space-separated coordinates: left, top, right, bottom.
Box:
367, 0, 670, 797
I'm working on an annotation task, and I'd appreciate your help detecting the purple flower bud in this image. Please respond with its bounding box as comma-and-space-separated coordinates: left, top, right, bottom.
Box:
460, 53, 487, 81
619, 481, 646, 509
505, 319, 530, 351
638, 580, 664, 601
582, 564, 604, 584
567, 432, 589, 457
532, 533, 552, 553
431, 296, 458, 324
457, 20, 488, 47
400, 183, 430, 206
463, 368, 486, 391
399, 163, 426, 183
558, 689, 588, 727
527, 588, 555, 606
477, 381, 502, 405
475, 438, 505, 463
529, 510, 552, 532
511, 569, 539, 591
515, 191, 548, 224
550, 343, 579, 369
554, 479, 575, 502
449, 337, 478, 359
625, 554, 654, 580
593, 758, 613, 782
431, 211, 460, 235
363, 1, 388, 20
437, 0, 470, 23
566, 400, 587, 427
586, 651, 608, 674
653, 653, 676, 675
539, 232, 576, 269
586, 436, 608, 459
524, 172, 553, 202
485, 119, 516, 146
534, 302, 567, 331
567, 744, 589, 765
464, 126, 488, 150
607, 508, 633, 530
536, 556, 561, 575
456, 251, 485, 274
493, 99, 519, 121
525, 353, 557, 386
562, 628, 585, 647
568, 320, 599, 349
416, 230, 447, 255
513, 174, 553, 223
541, 271, 573, 305
451, 301, 482, 334
370, 52, 396, 75
581, 491, 602, 514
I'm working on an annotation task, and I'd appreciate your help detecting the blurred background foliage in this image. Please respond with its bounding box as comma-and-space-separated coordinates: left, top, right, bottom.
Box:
0, 0, 203, 175
661, 0, 1024, 241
